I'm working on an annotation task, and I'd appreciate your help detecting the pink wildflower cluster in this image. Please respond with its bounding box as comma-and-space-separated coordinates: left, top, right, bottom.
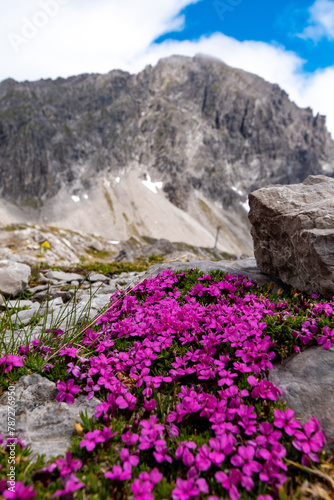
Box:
46, 269, 326, 499
4, 270, 329, 498
32, 452, 84, 498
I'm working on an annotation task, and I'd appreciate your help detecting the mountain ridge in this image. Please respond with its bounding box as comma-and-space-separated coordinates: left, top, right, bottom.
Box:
0, 54, 333, 255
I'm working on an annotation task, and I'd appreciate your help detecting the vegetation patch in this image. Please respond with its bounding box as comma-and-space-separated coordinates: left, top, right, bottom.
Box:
0, 269, 334, 499
104, 189, 115, 220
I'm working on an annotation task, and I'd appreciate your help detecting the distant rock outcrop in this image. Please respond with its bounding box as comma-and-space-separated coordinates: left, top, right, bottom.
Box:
249, 175, 334, 297
0, 55, 334, 253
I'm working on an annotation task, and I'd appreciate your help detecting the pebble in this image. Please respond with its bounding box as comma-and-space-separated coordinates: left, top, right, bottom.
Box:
46, 270, 84, 282
89, 273, 110, 283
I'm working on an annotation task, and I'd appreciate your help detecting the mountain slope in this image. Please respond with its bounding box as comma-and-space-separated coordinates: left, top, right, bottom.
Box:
0, 54, 333, 254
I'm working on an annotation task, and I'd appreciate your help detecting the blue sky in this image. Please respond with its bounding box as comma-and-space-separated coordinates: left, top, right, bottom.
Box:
157, 0, 333, 73
0, 0, 334, 135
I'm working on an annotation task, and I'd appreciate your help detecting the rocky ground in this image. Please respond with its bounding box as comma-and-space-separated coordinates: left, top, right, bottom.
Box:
0, 222, 237, 268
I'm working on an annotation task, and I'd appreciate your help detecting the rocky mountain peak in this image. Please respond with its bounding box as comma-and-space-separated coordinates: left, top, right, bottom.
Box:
0, 54, 333, 255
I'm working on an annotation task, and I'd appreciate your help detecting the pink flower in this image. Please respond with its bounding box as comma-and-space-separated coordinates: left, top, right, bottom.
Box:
18, 345, 29, 356
2, 482, 36, 499
247, 376, 282, 401
122, 430, 139, 446
215, 469, 241, 500
56, 452, 82, 477
56, 379, 80, 404
59, 347, 78, 358
138, 468, 163, 484
153, 444, 172, 464
172, 478, 208, 500
175, 441, 197, 467
52, 476, 84, 498
230, 445, 262, 476
120, 447, 140, 467
80, 429, 105, 451
273, 409, 301, 436
0, 355, 24, 373
143, 398, 156, 412
105, 463, 132, 481
116, 392, 137, 410
292, 417, 325, 460
131, 479, 154, 500
317, 325, 334, 350
195, 444, 211, 471
258, 443, 287, 471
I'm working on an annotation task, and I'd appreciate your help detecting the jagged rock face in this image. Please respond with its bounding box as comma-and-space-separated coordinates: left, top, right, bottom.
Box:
0, 54, 333, 211
249, 175, 334, 297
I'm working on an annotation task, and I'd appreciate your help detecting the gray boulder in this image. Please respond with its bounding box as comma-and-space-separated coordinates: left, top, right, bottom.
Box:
0, 374, 99, 460
0, 260, 31, 297
270, 346, 334, 453
249, 175, 334, 297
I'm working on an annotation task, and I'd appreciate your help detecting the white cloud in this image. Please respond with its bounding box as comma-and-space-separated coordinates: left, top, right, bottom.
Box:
0, 0, 198, 81
0, 0, 334, 138
301, 0, 334, 40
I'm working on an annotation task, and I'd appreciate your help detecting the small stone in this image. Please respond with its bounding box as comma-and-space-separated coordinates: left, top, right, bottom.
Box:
28, 284, 49, 294
87, 239, 103, 252
89, 273, 109, 282
38, 273, 50, 284
46, 270, 84, 282
6, 300, 34, 309
112, 249, 133, 262
0, 260, 31, 297
15, 309, 38, 325
51, 290, 74, 302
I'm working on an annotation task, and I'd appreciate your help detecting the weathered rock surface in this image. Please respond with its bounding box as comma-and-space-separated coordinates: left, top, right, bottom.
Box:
249, 175, 334, 297
270, 346, 334, 453
0, 374, 100, 460
0, 260, 31, 297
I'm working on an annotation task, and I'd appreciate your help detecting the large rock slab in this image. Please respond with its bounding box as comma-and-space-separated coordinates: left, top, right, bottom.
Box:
249, 175, 334, 297
0, 260, 31, 297
0, 374, 99, 460
270, 346, 334, 453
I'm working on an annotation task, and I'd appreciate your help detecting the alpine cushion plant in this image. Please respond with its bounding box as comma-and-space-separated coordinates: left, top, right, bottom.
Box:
0, 267, 333, 499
